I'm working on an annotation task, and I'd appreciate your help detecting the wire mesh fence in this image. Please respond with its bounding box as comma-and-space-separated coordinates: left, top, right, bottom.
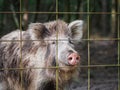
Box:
0, 0, 120, 90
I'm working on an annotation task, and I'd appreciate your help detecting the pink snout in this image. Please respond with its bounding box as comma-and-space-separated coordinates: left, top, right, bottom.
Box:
68, 53, 80, 65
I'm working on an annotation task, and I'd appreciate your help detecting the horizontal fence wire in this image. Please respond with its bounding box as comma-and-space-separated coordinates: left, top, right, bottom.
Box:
0, 64, 119, 70
0, 38, 120, 42
0, 12, 120, 14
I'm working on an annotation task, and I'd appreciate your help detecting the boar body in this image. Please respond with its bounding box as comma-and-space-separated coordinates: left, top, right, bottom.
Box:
0, 20, 83, 90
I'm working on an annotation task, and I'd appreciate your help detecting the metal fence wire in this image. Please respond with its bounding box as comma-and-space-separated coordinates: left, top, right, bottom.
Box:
0, 0, 120, 90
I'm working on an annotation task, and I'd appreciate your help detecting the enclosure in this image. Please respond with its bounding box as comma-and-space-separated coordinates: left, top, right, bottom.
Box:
0, 0, 120, 90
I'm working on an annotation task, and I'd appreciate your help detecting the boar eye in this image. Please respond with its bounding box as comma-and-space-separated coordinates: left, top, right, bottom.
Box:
52, 41, 56, 44
68, 38, 74, 44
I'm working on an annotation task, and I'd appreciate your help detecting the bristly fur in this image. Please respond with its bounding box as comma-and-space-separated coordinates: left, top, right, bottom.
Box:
0, 20, 83, 90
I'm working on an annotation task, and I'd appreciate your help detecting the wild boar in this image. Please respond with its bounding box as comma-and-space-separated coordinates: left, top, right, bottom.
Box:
0, 20, 84, 90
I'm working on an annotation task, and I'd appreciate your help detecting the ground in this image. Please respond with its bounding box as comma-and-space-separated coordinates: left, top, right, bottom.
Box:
71, 40, 118, 90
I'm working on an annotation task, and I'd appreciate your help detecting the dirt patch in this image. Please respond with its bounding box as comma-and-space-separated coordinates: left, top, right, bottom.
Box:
71, 40, 118, 90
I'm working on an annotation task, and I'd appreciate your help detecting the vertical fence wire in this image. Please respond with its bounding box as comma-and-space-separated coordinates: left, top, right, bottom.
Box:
56, 0, 59, 90
87, 0, 90, 90
20, 0, 23, 89
117, 17, 119, 90
0, 0, 119, 90
117, 0, 120, 90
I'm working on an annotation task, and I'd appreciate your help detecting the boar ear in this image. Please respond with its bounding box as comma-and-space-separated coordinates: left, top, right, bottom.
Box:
68, 20, 84, 42
28, 23, 50, 40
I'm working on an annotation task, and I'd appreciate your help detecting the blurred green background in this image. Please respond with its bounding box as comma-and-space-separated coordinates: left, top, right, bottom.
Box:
0, 0, 119, 38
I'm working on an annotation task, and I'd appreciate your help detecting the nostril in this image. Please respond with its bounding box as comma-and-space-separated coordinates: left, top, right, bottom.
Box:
68, 57, 72, 61
76, 57, 79, 60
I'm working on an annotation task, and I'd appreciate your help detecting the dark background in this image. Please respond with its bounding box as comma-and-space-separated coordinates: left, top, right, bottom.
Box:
0, 0, 119, 38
